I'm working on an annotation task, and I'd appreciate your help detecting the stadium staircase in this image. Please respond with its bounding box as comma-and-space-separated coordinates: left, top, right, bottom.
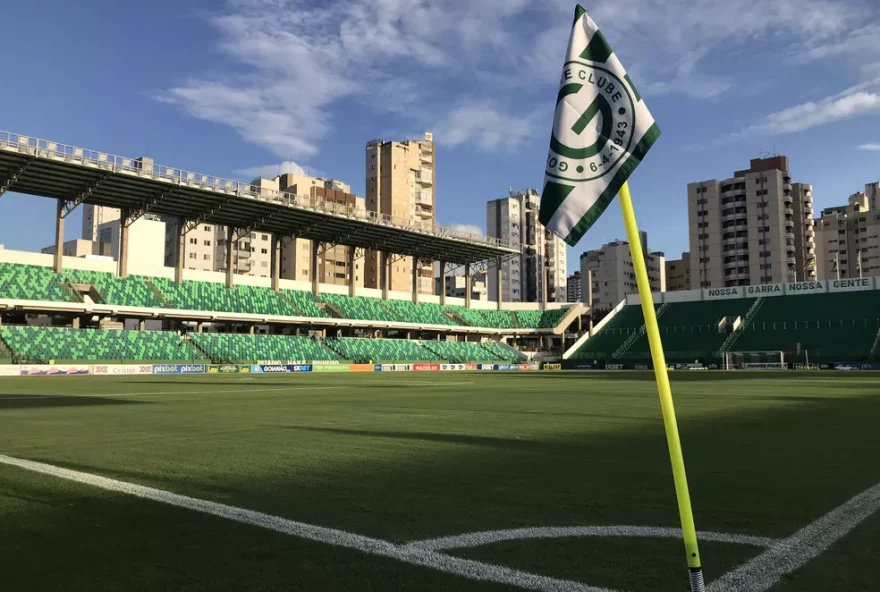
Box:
719, 297, 765, 354
613, 303, 668, 359
870, 328, 880, 360
143, 278, 171, 307
0, 333, 14, 363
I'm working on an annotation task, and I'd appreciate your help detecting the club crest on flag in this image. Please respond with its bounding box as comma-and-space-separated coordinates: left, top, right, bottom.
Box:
540, 5, 660, 247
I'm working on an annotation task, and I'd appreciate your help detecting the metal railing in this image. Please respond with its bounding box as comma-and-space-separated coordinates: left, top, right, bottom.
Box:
0, 131, 518, 252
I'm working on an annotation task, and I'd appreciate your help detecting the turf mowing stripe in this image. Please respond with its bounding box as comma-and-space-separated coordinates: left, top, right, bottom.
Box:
0, 454, 608, 592
0, 386, 349, 400
708, 480, 880, 592
404, 525, 778, 552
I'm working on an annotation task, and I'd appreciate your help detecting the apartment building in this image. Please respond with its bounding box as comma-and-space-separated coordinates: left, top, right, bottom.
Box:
687, 156, 815, 289
436, 272, 487, 301
486, 189, 567, 303
665, 252, 691, 291
567, 271, 582, 302
815, 188, 880, 280
364, 133, 435, 294
579, 232, 665, 311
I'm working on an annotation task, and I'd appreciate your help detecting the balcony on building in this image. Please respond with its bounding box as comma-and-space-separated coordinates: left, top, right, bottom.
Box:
419, 168, 433, 185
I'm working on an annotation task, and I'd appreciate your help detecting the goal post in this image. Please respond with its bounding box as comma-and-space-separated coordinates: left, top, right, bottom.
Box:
723, 351, 787, 370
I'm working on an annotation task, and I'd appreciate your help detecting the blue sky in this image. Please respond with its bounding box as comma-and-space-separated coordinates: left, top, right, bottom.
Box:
1, 0, 879, 274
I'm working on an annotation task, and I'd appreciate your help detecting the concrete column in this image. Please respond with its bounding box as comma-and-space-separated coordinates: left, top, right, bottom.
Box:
175, 218, 186, 284
586, 269, 594, 333
54, 199, 65, 273
138, 319, 146, 332
412, 258, 419, 304
348, 247, 357, 298
271, 235, 280, 292
495, 258, 503, 311
311, 241, 320, 297
541, 265, 548, 309
119, 209, 130, 279
464, 263, 472, 309
381, 252, 390, 300
439, 260, 447, 305
197, 322, 205, 334
72, 316, 80, 329
249, 325, 256, 335
226, 227, 235, 289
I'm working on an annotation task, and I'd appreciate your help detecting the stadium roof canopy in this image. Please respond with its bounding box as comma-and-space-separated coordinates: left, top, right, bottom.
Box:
0, 131, 520, 264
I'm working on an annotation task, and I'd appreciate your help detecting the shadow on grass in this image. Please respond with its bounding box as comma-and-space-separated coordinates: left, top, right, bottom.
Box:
4, 375, 880, 591
0, 395, 144, 410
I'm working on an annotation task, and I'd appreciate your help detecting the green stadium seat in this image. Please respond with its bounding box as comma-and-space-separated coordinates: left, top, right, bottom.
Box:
571, 305, 647, 360
447, 306, 515, 328
421, 340, 506, 363
321, 293, 400, 322
148, 277, 298, 316
0, 326, 200, 363
383, 299, 460, 326
63, 269, 164, 308
325, 337, 437, 362
0, 263, 75, 303
190, 333, 339, 363
282, 290, 329, 318
515, 308, 570, 329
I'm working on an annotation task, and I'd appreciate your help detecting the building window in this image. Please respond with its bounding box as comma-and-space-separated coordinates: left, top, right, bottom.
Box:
261, 248, 268, 254
261, 261, 268, 268
204, 226, 210, 232
203, 254, 211, 261
262, 234, 268, 241
189, 253, 197, 260
189, 238, 197, 245
204, 240, 211, 247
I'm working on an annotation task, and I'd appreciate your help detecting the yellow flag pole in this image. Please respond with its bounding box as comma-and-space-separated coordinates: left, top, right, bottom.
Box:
618, 181, 705, 591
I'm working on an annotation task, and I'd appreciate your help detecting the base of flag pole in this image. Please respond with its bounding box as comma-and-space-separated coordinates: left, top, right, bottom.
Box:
689, 568, 706, 591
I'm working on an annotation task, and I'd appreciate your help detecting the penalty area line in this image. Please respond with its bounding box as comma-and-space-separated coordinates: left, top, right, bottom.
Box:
0, 454, 607, 592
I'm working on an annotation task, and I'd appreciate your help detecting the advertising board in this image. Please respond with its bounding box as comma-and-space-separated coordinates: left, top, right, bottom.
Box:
544, 363, 563, 371
208, 365, 250, 374
19, 365, 90, 376
378, 364, 412, 372
0, 366, 21, 376
250, 364, 313, 373
91, 364, 154, 375
153, 364, 207, 375
312, 364, 350, 373
413, 363, 441, 372
440, 364, 466, 371
348, 364, 375, 373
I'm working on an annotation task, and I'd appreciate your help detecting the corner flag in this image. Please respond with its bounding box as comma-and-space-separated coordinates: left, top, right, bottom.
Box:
539, 5, 660, 247
540, 6, 705, 592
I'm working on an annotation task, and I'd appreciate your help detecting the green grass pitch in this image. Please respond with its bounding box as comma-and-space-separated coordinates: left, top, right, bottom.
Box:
1, 371, 879, 591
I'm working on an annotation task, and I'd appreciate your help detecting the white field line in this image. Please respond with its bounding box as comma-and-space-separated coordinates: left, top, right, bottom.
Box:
404, 526, 777, 553
0, 455, 608, 592
4, 453, 877, 592
709, 480, 880, 592
0, 386, 348, 401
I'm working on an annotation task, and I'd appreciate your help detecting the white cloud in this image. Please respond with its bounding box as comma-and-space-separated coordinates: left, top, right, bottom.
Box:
161, 0, 875, 161
736, 84, 880, 137
445, 223, 483, 237
235, 160, 308, 179
434, 103, 541, 151
858, 144, 880, 151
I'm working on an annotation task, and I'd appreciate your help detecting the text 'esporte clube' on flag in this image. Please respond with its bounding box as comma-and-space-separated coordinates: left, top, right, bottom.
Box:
539, 5, 660, 247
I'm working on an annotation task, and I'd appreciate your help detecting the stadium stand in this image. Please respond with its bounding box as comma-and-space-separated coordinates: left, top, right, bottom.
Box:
570, 305, 647, 359
190, 333, 339, 363
63, 269, 164, 308
479, 340, 528, 361
382, 299, 460, 326
448, 306, 516, 328
730, 292, 880, 361
148, 277, 298, 316
325, 337, 437, 362
321, 293, 400, 322
625, 299, 756, 360
281, 289, 330, 318
515, 308, 570, 329
0, 263, 75, 303
0, 326, 201, 363
421, 340, 508, 363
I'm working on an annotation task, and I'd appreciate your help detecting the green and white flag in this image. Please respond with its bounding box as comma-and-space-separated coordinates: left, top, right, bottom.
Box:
540, 5, 660, 246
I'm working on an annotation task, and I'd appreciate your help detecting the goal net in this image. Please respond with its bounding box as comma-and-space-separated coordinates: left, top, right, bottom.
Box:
723, 351, 787, 370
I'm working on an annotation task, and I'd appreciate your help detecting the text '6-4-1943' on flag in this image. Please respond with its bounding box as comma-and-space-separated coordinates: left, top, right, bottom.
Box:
539, 4, 661, 247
